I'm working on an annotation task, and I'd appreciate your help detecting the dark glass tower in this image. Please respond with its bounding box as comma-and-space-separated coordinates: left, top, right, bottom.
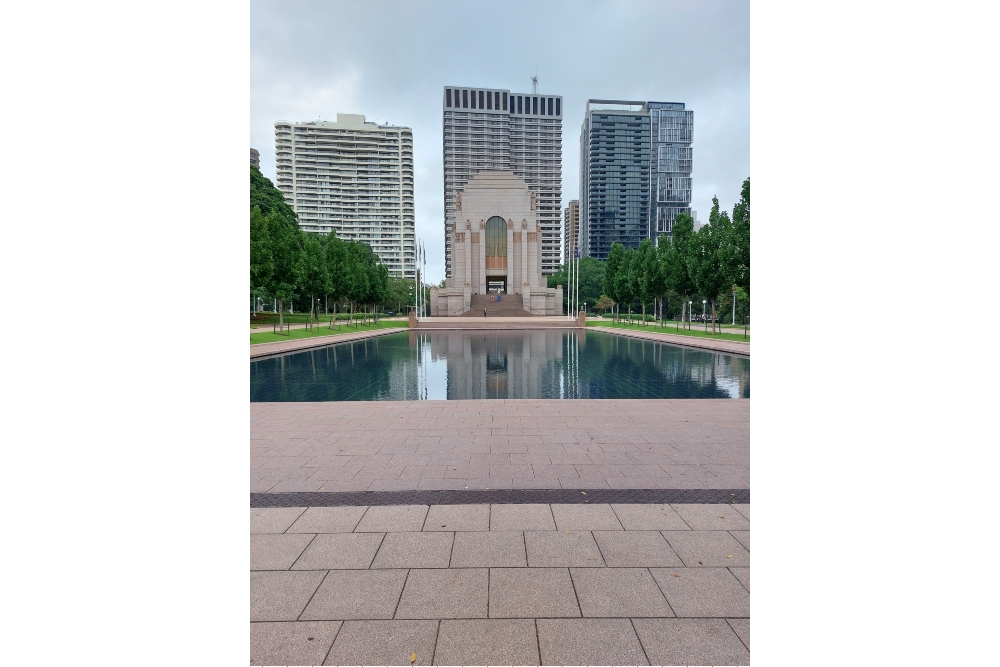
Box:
579, 100, 692, 260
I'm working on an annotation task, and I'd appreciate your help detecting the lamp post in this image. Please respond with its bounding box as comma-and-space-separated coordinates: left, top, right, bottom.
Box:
688, 300, 692, 330
702, 300, 707, 332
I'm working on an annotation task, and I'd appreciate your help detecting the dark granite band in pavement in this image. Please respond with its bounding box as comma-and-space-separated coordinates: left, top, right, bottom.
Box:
251, 488, 749, 507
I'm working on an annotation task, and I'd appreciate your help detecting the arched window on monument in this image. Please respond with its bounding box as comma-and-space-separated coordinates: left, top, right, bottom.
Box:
485, 216, 507, 269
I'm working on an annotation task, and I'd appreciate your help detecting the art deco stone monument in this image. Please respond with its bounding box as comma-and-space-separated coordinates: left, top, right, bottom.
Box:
430, 171, 562, 316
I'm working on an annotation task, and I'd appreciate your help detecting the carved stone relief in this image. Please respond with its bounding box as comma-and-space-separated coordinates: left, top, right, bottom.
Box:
455, 191, 462, 211
521, 220, 527, 230
512, 232, 521, 243
471, 233, 479, 243
527, 232, 538, 242
506, 219, 513, 229
456, 232, 465, 243
530, 191, 537, 210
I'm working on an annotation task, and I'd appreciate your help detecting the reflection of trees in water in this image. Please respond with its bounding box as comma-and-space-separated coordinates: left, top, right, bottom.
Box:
250, 334, 409, 401
249, 330, 749, 402
568, 332, 748, 399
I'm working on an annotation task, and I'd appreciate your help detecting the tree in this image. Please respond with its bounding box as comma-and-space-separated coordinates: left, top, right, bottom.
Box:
299, 233, 329, 323
636, 238, 660, 325
594, 295, 615, 314
687, 197, 732, 334
262, 209, 303, 331
662, 213, 698, 329
250, 207, 273, 305
604, 242, 626, 322
615, 247, 639, 324
722, 177, 750, 294
324, 233, 346, 316
250, 167, 297, 223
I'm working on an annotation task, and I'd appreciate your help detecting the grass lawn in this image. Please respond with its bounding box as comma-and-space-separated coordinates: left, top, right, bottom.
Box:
251, 320, 408, 345
588, 319, 750, 342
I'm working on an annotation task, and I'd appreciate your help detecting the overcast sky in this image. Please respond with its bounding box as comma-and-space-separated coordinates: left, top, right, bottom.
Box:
251, 0, 749, 284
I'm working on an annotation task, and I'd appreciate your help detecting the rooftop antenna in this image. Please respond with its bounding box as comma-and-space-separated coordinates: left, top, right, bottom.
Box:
531, 73, 539, 93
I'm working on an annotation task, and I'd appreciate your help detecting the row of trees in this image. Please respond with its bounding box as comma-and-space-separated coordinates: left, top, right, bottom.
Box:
250, 167, 405, 330
601, 178, 750, 333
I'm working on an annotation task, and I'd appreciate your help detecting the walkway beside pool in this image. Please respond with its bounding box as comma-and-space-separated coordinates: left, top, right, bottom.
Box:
251, 399, 748, 493
251, 501, 750, 665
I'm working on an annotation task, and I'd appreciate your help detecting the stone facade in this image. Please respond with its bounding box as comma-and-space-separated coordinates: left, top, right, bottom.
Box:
431, 171, 562, 316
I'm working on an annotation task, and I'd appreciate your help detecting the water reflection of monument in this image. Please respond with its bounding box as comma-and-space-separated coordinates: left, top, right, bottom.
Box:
428, 330, 565, 399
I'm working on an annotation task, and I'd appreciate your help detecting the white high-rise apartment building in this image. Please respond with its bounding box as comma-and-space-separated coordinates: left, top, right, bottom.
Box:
274, 114, 415, 279
442, 86, 562, 279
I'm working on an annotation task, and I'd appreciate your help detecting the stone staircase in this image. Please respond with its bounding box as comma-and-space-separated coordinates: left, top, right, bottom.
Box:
462, 293, 535, 317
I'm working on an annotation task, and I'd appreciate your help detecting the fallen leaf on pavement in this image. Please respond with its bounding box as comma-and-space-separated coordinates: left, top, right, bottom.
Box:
410, 652, 417, 664
672, 573, 680, 577
727, 554, 734, 558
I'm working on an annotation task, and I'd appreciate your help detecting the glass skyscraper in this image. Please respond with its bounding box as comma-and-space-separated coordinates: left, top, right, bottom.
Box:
579, 100, 692, 260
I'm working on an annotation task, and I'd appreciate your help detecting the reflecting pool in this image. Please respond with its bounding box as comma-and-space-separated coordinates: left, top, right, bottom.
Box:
250, 330, 749, 402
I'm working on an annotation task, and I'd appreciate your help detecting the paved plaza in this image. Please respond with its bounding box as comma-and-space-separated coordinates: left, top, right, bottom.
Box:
251, 502, 750, 665
251, 399, 749, 493
251, 327, 750, 664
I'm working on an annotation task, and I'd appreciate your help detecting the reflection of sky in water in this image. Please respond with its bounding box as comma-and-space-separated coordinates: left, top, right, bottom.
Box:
250, 330, 749, 402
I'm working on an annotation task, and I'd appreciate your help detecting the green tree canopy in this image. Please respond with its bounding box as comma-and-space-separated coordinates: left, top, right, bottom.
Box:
604, 242, 626, 319
250, 206, 273, 295
299, 233, 329, 319
687, 197, 732, 333
250, 167, 297, 223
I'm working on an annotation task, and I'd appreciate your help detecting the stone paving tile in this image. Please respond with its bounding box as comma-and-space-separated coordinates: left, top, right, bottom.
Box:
355, 505, 428, 532
650, 567, 751, 617
323, 620, 438, 666
671, 503, 751, 530
574, 463, 625, 478
395, 569, 488, 619
570, 567, 674, 617
423, 504, 489, 531
442, 463, 489, 478
250, 621, 341, 666
489, 567, 581, 618
511, 477, 562, 489
610, 503, 690, 530
662, 530, 751, 567
732, 529, 750, 551
267, 478, 328, 493
367, 478, 422, 491
731, 566, 750, 591
462, 477, 513, 489
551, 503, 623, 530
525, 530, 605, 567
300, 569, 408, 620
434, 619, 539, 665
250, 534, 315, 571
559, 476, 610, 488
728, 617, 751, 648
633, 618, 750, 665
285, 506, 367, 533
734, 502, 751, 520
371, 532, 454, 569
250, 571, 326, 621
530, 463, 579, 478
537, 618, 649, 666
250, 507, 305, 534
490, 503, 555, 531
592, 530, 684, 568
450, 531, 526, 568
291, 533, 385, 570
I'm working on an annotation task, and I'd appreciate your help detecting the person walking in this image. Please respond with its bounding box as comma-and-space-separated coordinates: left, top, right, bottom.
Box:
483, 308, 487, 318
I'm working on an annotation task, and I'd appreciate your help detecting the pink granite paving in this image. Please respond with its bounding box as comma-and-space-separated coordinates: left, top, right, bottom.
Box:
251, 399, 749, 493
250, 502, 750, 665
